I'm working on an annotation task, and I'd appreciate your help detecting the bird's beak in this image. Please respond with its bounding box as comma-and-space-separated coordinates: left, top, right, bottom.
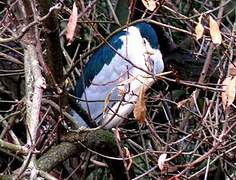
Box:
144, 50, 155, 56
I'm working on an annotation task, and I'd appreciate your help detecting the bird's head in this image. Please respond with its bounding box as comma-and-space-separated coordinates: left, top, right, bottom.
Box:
133, 22, 164, 75
142, 38, 164, 74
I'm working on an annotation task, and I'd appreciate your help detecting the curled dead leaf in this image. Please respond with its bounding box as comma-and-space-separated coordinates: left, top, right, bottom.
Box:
222, 76, 236, 110
141, 0, 156, 11
124, 147, 132, 170
195, 15, 204, 40
66, 2, 78, 45
209, 15, 222, 44
158, 153, 167, 171
133, 85, 146, 124
103, 92, 112, 113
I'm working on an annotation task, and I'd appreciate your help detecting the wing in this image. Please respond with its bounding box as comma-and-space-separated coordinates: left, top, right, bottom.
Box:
75, 31, 127, 98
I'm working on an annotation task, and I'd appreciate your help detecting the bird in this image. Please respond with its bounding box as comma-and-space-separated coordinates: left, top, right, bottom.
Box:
72, 22, 164, 129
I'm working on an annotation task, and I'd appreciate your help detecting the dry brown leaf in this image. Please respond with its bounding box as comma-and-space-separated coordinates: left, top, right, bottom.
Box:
124, 147, 132, 170
66, 2, 78, 45
141, 0, 156, 11
222, 76, 236, 110
133, 85, 146, 124
118, 77, 126, 97
103, 92, 112, 113
209, 15, 222, 44
195, 15, 204, 40
158, 153, 167, 171
229, 64, 236, 76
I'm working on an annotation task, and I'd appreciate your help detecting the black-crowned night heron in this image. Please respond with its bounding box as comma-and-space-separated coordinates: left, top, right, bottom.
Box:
73, 22, 164, 128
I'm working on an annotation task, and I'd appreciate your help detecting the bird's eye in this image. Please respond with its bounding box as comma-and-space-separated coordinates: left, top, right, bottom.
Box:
143, 38, 147, 45
143, 38, 154, 54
